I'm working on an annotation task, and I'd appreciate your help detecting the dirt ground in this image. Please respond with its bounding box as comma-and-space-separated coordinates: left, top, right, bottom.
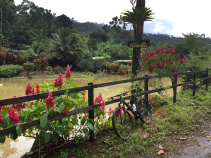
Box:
133, 119, 211, 158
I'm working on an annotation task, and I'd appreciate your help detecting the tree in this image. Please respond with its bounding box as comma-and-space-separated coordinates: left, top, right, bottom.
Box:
48, 27, 82, 67
122, 0, 154, 76
56, 14, 73, 29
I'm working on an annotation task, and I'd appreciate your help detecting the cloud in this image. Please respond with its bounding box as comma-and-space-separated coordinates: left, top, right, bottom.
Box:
144, 19, 174, 35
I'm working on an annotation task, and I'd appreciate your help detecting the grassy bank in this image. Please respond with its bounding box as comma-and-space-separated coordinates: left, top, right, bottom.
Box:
41, 86, 210, 158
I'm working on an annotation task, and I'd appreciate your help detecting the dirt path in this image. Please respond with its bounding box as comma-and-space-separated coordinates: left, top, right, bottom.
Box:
171, 121, 211, 158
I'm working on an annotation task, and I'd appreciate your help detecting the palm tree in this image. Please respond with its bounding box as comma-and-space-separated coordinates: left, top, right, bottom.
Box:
122, 0, 154, 76
48, 27, 82, 67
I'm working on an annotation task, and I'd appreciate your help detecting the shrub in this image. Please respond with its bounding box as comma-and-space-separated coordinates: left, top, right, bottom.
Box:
54, 66, 64, 74
78, 59, 94, 72
0, 65, 23, 78
23, 62, 35, 77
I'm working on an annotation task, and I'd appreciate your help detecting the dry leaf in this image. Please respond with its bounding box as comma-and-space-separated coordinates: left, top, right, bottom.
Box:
159, 144, 164, 150
206, 135, 211, 138
109, 146, 115, 151
158, 149, 164, 155
177, 137, 187, 140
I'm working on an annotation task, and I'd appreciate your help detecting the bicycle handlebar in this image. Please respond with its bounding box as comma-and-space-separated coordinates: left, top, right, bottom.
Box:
107, 88, 136, 100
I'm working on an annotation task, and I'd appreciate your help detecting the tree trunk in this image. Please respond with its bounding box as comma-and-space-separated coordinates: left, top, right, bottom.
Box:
132, 0, 145, 76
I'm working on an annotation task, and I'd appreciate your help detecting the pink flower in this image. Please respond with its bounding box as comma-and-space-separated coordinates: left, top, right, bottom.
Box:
54, 73, 63, 89
99, 100, 105, 111
30, 101, 34, 108
7, 107, 20, 124
31, 88, 35, 95
45, 92, 55, 110
108, 107, 113, 114
12, 96, 25, 111
84, 112, 87, 118
115, 107, 123, 117
36, 83, 40, 93
0, 114, 2, 124
65, 65, 71, 80
0, 106, 4, 112
25, 83, 31, 95
94, 92, 103, 104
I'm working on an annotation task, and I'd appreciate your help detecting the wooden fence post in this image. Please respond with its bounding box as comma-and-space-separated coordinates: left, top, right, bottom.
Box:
144, 75, 149, 102
193, 73, 196, 96
206, 68, 209, 91
173, 74, 177, 103
88, 83, 94, 142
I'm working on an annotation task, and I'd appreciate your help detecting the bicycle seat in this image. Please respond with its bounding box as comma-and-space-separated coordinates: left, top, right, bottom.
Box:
131, 88, 136, 94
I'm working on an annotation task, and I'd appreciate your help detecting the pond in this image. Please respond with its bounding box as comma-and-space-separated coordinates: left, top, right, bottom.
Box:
0, 75, 181, 158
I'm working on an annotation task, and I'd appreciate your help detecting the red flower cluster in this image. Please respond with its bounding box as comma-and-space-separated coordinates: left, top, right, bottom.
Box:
0, 114, 2, 124
65, 65, 71, 80
12, 96, 26, 111
99, 100, 105, 111
7, 107, 20, 123
94, 92, 103, 104
0, 106, 4, 112
36, 83, 40, 93
115, 107, 123, 117
122, 69, 127, 74
54, 73, 63, 89
25, 83, 38, 95
45, 92, 55, 110
0, 50, 7, 56
108, 107, 113, 114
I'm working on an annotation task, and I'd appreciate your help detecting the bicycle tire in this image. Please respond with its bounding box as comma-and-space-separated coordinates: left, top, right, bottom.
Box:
137, 98, 152, 124
112, 107, 133, 140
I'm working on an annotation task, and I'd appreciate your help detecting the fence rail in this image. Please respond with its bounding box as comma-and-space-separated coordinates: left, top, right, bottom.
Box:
0, 68, 210, 141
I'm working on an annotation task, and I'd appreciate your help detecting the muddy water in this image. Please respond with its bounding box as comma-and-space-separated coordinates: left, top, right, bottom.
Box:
0, 75, 181, 158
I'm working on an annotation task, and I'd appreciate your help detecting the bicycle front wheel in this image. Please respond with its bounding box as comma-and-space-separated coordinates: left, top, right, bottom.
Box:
137, 98, 152, 124
112, 107, 133, 140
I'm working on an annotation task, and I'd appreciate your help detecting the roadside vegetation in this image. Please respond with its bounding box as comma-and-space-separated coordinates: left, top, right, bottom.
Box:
42, 86, 211, 158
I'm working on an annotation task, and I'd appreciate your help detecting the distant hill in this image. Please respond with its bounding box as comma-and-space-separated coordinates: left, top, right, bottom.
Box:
73, 22, 104, 33
72, 21, 211, 47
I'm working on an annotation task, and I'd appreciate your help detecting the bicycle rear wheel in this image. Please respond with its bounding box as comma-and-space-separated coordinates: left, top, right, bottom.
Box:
137, 98, 152, 124
112, 107, 133, 140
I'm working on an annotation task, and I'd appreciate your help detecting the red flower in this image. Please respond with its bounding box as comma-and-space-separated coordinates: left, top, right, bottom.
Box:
36, 83, 40, 93
148, 66, 153, 73
54, 73, 63, 89
115, 107, 123, 117
122, 69, 127, 74
25, 83, 31, 95
12, 96, 25, 111
31, 88, 35, 95
45, 92, 55, 110
0, 114, 2, 124
7, 107, 20, 124
108, 107, 113, 115
84, 112, 88, 118
65, 65, 71, 80
94, 92, 103, 104
0, 106, 5, 112
180, 59, 184, 64
63, 107, 68, 115
99, 100, 105, 111
176, 54, 180, 61
184, 56, 187, 61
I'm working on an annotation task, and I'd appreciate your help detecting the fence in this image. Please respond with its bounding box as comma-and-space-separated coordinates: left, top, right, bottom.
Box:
0, 68, 210, 142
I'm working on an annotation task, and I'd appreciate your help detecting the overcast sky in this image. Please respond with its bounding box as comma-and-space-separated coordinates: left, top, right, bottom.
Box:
14, 0, 211, 38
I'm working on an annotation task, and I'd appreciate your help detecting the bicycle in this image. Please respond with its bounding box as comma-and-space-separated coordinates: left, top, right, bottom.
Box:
107, 88, 152, 140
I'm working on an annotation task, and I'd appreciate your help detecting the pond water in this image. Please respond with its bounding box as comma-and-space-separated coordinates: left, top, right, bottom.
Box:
0, 75, 181, 158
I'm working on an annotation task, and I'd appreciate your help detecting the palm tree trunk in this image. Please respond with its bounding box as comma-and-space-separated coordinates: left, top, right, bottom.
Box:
132, 0, 145, 76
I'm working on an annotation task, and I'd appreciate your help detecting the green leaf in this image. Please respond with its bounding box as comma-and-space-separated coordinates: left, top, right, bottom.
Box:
55, 128, 65, 135
59, 103, 65, 113
68, 103, 75, 110
2, 115, 9, 128
86, 122, 94, 131
0, 108, 7, 117
69, 98, 78, 104
75, 136, 79, 143
42, 119, 50, 131
16, 125, 22, 136
52, 106, 60, 113
81, 118, 86, 126
0, 136, 6, 143
82, 129, 89, 139
40, 113, 48, 130
44, 133, 51, 142
64, 89, 69, 95
11, 132, 18, 141
55, 97, 63, 104
71, 120, 78, 125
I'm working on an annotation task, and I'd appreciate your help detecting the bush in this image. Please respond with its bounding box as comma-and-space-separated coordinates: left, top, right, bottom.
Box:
54, 66, 64, 74
23, 62, 35, 77
0, 65, 23, 78
78, 59, 94, 72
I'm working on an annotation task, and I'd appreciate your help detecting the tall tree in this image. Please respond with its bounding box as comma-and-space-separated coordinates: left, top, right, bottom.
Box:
122, 0, 154, 76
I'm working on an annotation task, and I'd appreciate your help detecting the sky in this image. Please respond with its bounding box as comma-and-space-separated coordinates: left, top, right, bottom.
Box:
14, 0, 211, 38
